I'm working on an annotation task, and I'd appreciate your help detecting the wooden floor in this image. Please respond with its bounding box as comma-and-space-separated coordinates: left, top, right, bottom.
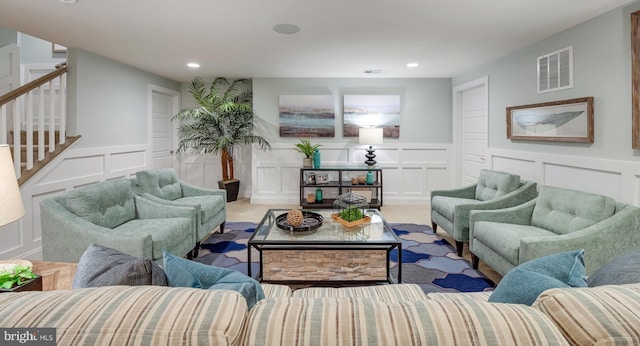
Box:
226, 198, 503, 285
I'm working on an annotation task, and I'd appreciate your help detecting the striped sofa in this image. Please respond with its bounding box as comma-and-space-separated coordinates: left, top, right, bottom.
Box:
0, 283, 639, 345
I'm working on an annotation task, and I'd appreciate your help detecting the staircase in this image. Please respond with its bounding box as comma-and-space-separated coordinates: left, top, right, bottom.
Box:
9, 130, 80, 185
0, 62, 80, 185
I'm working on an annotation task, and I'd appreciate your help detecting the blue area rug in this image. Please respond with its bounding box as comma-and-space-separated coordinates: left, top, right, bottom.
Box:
195, 222, 494, 294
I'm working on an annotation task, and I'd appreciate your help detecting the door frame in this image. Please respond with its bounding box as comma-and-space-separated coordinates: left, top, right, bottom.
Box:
451, 76, 489, 187
147, 84, 180, 171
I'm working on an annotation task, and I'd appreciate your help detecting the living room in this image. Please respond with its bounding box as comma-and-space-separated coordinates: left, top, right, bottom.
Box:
1, 2, 640, 263
1, 1, 640, 344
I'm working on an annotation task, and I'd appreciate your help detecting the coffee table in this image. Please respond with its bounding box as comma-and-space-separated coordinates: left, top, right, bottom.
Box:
248, 209, 402, 285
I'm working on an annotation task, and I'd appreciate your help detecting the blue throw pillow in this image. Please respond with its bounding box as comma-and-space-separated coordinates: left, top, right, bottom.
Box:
488, 249, 587, 306
162, 251, 265, 310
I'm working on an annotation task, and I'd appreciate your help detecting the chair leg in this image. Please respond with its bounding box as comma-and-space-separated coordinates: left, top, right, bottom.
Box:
219, 222, 225, 234
192, 241, 201, 259
455, 241, 464, 257
431, 222, 437, 232
471, 253, 480, 269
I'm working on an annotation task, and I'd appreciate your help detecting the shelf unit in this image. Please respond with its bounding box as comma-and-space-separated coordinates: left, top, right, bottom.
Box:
299, 167, 383, 210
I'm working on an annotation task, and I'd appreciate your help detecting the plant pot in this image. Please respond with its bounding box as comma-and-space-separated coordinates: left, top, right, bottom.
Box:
303, 158, 312, 168
218, 179, 240, 202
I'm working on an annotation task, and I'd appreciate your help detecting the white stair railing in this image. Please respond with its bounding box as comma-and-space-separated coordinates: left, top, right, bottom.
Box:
0, 62, 67, 178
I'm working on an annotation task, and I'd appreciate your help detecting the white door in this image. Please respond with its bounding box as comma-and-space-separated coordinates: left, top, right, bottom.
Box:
453, 77, 488, 186
150, 87, 180, 170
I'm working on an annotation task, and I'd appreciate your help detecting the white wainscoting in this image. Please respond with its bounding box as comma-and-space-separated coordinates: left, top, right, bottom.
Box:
0, 144, 151, 260
489, 148, 640, 206
250, 143, 453, 205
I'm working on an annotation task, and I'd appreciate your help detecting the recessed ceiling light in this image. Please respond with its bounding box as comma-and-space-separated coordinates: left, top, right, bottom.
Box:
406, 62, 419, 68
273, 24, 300, 35
59, 0, 78, 4
187, 62, 200, 68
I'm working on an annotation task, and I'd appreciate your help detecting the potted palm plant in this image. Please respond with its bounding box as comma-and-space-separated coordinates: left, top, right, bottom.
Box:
294, 139, 321, 168
173, 77, 271, 202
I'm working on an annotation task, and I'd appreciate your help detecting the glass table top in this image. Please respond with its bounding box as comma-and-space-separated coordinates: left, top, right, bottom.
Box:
249, 209, 400, 244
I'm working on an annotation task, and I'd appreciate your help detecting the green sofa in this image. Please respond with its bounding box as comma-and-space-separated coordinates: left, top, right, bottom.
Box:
469, 185, 640, 276
430, 169, 538, 256
41, 179, 197, 264
130, 168, 227, 257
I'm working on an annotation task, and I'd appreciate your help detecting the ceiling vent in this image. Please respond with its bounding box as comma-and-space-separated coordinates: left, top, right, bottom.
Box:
363, 70, 382, 74
538, 46, 573, 93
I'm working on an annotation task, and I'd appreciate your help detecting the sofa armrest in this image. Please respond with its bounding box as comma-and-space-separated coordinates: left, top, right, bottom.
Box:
454, 181, 537, 231
134, 195, 197, 220
470, 198, 537, 227
40, 199, 152, 262
519, 204, 640, 275
180, 181, 227, 200
430, 184, 476, 200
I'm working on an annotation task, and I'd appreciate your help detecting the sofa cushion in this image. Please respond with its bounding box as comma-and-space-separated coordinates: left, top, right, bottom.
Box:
488, 249, 587, 306
292, 284, 428, 302
531, 186, 616, 235
474, 170, 521, 201
473, 222, 556, 266
176, 195, 226, 222
72, 244, 167, 289
534, 283, 640, 346
587, 249, 640, 287
114, 218, 193, 260
431, 196, 482, 220
242, 297, 569, 345
0, 286, 247, 345
136, 169, 183, 201
62, 179, 136, 228
163, 251, 264, 310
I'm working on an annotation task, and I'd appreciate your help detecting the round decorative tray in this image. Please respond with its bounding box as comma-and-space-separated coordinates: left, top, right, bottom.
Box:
276, 211, 323, 232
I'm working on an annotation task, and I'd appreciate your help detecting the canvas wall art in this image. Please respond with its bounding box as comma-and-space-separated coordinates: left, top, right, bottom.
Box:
343, 95, 400, 138
279, 95, 335, 137
506, 97, 593, 143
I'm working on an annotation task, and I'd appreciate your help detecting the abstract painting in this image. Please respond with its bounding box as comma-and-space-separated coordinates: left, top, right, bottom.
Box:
279, 95, 335, 137
343, 95, 400, 138
506, 97, 593, 143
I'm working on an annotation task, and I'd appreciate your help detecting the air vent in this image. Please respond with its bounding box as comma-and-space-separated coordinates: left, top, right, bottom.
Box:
538, 46, 573, 93
363, 70, 382, 74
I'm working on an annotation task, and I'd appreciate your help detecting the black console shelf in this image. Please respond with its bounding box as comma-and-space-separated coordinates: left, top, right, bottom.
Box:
299, 167, 383, 210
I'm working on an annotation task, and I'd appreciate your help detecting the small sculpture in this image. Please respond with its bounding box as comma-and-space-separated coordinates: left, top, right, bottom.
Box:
287, 209, 304, 226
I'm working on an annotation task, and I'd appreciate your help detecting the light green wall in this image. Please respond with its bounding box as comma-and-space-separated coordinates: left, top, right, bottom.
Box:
67, 49, 180, 148
453, 3, 640, 160
0, 27, 17, 47
18, 33, 66, 64
252, 78, 452, 145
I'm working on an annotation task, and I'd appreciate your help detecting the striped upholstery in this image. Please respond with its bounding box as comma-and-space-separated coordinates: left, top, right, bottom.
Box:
261, 283, 292, 298
292, 283, 427, 302
533, 283, 640, 346
0, 286, 247, 346
242, 297, 569, 345
426, 291, 492, 303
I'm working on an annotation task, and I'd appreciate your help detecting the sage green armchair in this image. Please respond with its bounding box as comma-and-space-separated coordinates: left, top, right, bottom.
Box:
41, 179, 197, 264
430, 170, 537, 256
131, 168, 227, 257
469, 185, 640, 276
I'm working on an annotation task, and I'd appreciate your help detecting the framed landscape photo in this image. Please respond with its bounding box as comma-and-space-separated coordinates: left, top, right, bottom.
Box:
506, 97, 594, 143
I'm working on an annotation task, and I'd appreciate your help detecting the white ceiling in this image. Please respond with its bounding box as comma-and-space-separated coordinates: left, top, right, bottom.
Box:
0, 0, 633, 82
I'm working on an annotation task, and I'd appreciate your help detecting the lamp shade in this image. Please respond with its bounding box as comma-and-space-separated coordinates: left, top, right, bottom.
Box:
0, 145, 24, 227
358, 127, 383, 145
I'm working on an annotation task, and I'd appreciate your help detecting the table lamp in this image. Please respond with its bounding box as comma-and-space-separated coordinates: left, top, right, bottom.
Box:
0, 144, 25, 227
358, 127, 383, 168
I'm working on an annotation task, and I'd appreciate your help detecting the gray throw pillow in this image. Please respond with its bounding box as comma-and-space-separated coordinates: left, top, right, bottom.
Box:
587, 250, 640, 287
72, 244, 167, 289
